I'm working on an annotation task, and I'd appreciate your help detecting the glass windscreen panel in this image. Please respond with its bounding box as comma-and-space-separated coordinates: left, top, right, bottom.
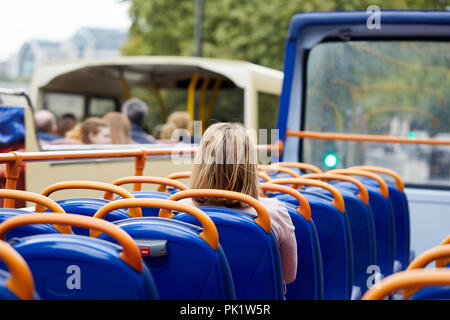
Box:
304, 41, 450, 187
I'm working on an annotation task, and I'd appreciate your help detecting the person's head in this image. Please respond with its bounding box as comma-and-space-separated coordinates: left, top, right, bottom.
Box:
190, 122, 259, 207
103, 112, 132, 144
34, 110, 57, 133
57, 113, 77, 137
81, 117, 111, 144
167, 111, 193, 134
65, 124, 82, 143
121, 98, 148, 127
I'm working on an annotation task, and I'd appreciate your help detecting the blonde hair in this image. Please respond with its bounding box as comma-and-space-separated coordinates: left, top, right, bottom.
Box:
190, 122, 259, 207
103, 112, 132, 144
80, 117, 109, 144
167, 111, 193, 134
65, 124, 82, 143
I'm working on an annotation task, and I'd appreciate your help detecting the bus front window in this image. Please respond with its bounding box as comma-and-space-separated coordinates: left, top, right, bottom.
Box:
304, 41, 450, 187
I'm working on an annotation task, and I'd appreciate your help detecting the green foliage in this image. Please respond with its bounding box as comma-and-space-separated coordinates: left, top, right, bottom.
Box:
121, 0, 448, 134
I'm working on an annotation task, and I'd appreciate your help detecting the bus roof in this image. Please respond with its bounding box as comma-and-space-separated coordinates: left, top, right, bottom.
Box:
29, 56, 283, 103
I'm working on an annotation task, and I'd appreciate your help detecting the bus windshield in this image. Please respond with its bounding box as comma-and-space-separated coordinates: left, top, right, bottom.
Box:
303, 40, 450, 187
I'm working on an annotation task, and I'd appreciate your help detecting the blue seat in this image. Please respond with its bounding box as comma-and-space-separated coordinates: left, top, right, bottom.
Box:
0, 213, 158, 300
36, 181, 143, 236
328, 169, 396, 279
350, 166, 411, 271
300, 174, 377, 296
170, 189, 284, 300
270, 178, 353, 300
261, 183, 323, 300
0, 209, 59, 241
110, 176, 189, 217
0, 240, 37, 300
95, 198, 235, 300
410, 286, 450, 300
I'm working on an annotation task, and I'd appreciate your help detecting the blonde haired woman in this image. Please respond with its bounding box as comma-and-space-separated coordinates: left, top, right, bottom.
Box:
103, 112, 134, 144
179, 122, 297, 285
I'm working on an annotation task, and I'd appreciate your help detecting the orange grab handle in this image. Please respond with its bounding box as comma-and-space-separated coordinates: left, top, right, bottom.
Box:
0, 213, 142, 273
258, 164, 301, 178
107, 176, 188, 195
407, 244, 450, 271
301, 173, 370, 206
258, 171, 272, 182
327, 169, 389, 199
275, 162, 323, 174
269, 178, 345, 214
350, 166, 404, 193
0, 241, 35, 300
0, 189, 70, 234
361, 269, 450, 300
165, 189, 271, 234
260, 183, 311, 222
442, 235, 450, 246
93, 198, 219, 251
36, 181, 142, 218
166, 171, 192, 180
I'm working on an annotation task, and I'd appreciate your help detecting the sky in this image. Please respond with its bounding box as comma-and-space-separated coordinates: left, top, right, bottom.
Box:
0, 0, 131, 61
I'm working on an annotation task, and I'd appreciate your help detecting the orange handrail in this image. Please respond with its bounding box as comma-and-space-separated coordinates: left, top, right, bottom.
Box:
275, 162, 323, 174
36, 181, 142, 218
0, 240, 35, 300
260, 183, 311, 221
361, 269, 450, 300
93, 198, 219, 251
350, 165, 404, 193
0, 189, 70, 234
327, 169, 389, 199
107, 176, 188, 195
166, 171, 192, 181
301, 173, 370, 206
407, 244, 450, 271
269, 178, 345, 214
258, 165, 301, 178
164, 189, 271, 234
0, 213, 143, 272
287, 130, 450, 146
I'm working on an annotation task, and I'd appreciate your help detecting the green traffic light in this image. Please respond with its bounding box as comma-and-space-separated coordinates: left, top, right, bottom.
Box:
324, 153, 338, 168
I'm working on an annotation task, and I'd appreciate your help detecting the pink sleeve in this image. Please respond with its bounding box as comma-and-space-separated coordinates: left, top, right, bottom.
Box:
276, 203, 297, 284
264, 199, 297, 284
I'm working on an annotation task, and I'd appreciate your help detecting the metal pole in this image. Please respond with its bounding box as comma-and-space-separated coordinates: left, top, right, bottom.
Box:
194, 0, 204, 57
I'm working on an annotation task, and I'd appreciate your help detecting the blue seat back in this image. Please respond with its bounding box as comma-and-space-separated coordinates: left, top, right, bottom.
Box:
318, 182, 377, 293
100, 217, 235, 300
359, 178, 410, 270
11, 234, 158, 299
410, 286, 450, 300
0, 269, 20, 299
334, 181, 396, 277
130, 192, 171, 216
0, 209, 59, 241
282, 202, 323, 300
53, 198, 130, 236
274, 189, 353, 300
174, 207, 284, 300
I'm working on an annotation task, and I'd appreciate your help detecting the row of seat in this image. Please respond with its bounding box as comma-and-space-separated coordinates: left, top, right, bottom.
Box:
0, 162, 444, 300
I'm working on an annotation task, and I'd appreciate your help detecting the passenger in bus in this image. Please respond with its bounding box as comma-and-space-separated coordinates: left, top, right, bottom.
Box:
121, 98, 156, 144
159, 111, 194, 143
56, 113, 77, 138
80, 117, 111, 145
34, 110, 61, 142
179, 122, 297, 285
103, 112, 135, 144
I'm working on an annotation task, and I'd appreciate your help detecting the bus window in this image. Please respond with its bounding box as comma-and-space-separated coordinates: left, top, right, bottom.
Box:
89, 97, 117, 117
303, 41, 450, 187
43, 92, 83, 121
